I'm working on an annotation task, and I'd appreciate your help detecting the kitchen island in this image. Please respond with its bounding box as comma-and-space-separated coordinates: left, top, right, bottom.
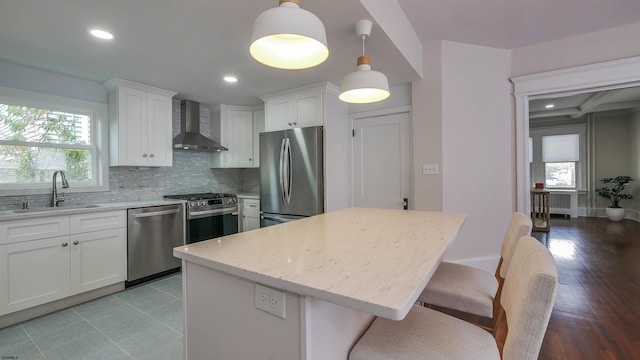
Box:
174, 207, 466, 360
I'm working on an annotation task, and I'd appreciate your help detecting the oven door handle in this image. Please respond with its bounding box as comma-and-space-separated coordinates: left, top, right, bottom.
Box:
189, 207, 238, 218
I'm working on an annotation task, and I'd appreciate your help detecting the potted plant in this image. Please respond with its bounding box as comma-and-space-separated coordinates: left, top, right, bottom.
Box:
595, 175, 634, 221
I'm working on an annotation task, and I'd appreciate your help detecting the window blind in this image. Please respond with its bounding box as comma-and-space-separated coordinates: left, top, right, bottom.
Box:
542, 134, 579, 162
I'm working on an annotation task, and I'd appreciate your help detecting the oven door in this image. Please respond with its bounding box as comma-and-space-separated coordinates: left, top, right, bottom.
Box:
187, 206, 238, 243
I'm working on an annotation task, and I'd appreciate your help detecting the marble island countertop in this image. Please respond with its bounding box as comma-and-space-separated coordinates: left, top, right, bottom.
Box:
174, 207, 467, 320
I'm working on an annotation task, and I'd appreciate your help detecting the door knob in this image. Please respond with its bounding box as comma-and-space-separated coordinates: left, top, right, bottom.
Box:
403, 198, 409, 210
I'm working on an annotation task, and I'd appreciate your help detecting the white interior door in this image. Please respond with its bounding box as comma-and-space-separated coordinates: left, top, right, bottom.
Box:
352, 112, 411, 209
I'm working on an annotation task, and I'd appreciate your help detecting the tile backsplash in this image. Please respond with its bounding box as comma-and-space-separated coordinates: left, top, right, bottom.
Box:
0, 99, 259, 210
0, 151, 259, 210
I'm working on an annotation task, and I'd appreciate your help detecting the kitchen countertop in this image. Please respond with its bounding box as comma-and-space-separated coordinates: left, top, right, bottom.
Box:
236, 193, 259, 199
0, 199, 185, 222
174, 207, 467, 320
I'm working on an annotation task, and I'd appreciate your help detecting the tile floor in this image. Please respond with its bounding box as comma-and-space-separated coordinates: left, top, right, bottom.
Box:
0, 274, 184, 360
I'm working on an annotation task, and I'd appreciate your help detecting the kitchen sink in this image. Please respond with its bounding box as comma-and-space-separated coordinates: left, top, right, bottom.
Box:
12, 204, 102, 214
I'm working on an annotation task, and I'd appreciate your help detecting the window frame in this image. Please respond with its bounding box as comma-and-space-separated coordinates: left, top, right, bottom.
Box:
529, 124, 586, 191
0, 87, 109, 195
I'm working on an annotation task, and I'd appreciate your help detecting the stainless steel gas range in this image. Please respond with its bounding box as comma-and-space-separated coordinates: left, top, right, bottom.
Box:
164, 193, 238, 244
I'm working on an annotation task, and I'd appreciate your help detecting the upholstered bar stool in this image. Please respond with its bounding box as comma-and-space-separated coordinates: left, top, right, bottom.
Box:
418, 212, 532, 328
349, 236, 558, 360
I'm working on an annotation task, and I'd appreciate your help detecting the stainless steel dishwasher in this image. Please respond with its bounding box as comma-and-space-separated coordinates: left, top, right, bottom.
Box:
127, 204, 184, 285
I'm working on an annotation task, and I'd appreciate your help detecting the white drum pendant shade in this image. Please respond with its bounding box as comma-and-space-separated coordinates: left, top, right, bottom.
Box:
339, 56, 390, 104
250, 1, 329, 70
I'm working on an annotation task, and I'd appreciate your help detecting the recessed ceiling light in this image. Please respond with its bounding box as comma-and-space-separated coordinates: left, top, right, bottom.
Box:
89, 29, 114, 40
545, 104, 555, 109
224, 76, 238, 83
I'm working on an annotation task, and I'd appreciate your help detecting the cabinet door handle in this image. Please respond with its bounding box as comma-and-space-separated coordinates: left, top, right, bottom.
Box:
73, 241, 80, 245
288, 122, 293, 126
62, 242, 68, 247
142, 153, 148, 158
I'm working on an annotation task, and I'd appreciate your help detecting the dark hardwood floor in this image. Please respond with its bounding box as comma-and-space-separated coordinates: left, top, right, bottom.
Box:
532, 216, 640, 360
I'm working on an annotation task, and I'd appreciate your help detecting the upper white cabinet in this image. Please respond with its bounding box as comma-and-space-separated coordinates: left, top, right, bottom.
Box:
211, 104, 264, 168
104, 78, 177, 167
261, 83, 332, 131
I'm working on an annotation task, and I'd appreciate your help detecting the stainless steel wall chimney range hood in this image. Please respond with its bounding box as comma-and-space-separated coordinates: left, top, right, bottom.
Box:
173, 100, 228, 152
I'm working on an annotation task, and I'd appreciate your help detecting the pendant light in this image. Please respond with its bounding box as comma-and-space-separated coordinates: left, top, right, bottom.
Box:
339, 20, 390, 104
250, 0, 329, 70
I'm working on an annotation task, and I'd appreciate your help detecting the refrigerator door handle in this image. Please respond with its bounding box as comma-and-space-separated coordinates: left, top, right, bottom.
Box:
279, 138, 287, 205
285, 137, 292, 204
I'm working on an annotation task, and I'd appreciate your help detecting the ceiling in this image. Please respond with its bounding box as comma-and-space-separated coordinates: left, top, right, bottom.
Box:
1, 0, 640, 108
530, 86, 640, 122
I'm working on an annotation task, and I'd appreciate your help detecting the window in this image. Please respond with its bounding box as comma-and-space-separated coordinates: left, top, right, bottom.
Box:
530, 125, 586, 190
542, 134, 579, 188
0, 88, 108, 195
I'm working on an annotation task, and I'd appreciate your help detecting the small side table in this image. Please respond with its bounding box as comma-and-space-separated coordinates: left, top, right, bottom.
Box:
530, 189, 550, 232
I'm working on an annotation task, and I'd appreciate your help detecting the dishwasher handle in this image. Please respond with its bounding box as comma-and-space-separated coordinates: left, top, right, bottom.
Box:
131, 208, 180, 218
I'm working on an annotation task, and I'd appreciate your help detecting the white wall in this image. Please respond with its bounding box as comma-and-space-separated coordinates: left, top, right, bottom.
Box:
511, 22, 640, 76
325, 86, 350, 212
411, 41, 513, 269
593, 113, 632, 208
0, 60, 107, 103
411, 40, 444, 211
440, 41, 513, 264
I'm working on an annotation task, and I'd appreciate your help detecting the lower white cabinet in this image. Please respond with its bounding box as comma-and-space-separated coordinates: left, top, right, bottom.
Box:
0, 236, 71, 315
70, 228, 127, 294
240, 198, 260, 232
0, 210, 126, 316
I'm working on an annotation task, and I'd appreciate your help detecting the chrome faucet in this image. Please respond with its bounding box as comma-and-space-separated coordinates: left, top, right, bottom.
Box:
51, 170, 69, 207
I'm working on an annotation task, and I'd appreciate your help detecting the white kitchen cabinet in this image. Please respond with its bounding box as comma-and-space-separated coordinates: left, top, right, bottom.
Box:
70, 228, 126, 294
0, 236, 71, 315
212, 104, 264, 168
240, 198, 260, 232
0, 215, 69, 245
104, 78, 176, 167
0, 210, 127, 316
261, 83, 328, 131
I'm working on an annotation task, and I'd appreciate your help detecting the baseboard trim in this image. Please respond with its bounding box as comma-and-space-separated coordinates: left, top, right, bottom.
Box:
0, 282, 124, 329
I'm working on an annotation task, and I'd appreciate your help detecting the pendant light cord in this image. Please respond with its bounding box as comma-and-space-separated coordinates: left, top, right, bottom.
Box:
361, 35, 366, 57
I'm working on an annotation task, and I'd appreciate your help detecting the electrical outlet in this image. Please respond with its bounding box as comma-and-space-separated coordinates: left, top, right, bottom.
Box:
422, 163, 439, 175
255, 284, 286, 319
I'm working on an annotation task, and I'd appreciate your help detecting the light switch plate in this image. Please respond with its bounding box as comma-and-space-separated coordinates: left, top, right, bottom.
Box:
422, 163, 439, 175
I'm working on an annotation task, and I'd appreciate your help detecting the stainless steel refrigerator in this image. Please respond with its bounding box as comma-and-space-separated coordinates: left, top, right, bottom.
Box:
260, 126, 324, 227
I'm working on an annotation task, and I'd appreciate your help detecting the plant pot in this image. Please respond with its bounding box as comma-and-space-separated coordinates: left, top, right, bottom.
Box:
605, 207, 625, 221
